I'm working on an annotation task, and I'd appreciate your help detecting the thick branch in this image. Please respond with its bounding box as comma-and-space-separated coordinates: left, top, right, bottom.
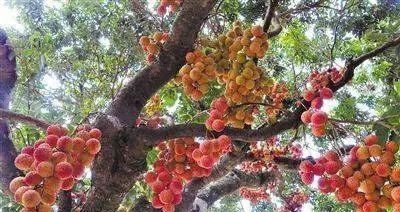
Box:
0, 108, 50, 130
58, 190, 72, 212
191, 169, 277, 211
263, 0, 279, 32
83, 1, 219, 211
176, 142, 249, 212
348, 36, 400, 69
0, 28, 20, 193
106, 0, 219, 127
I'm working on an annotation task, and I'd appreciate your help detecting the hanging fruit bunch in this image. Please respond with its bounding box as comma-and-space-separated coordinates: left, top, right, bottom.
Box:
139, 32, 169, 63
144, 135, 232, 212
300, 134, 400, 211
301, 67, 343, 137
10, 124, 102, 211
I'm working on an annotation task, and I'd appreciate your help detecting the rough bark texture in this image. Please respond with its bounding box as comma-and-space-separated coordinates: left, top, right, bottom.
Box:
0, 28, 20, 194
175, 142, 249, 212
0, 108, 50, 130
192, 169, 277, 211
106, 0, 218, 127
82, 1, 218, 211
58, 190, 72, 212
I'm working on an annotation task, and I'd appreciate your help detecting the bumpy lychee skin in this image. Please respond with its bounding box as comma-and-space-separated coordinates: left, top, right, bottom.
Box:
61, 178, 75, 190
9, 177, 25, 193
145, 171, 157, 184
159, 189, 174, 204
36, 161, 54, 178
302, 89, 315, 101
52, 151, 67, 165
33, 146, 53, 162
72, 162, 85, 178
211, 119, 225, 132
57, 136, 74, 153
38, 203, 53, 212
77, 152, 95, 166
21, 146, 35, 156
375, 163, 391, 177
45, 135, 59, 148
169, 180, 183, 195
41, 191, 56, 205
311, 111, 327, 126
301, 173, 314, 185
301, 110, 313, 124
364, 134, 379, 146
14, 153, 34, 171
362, 201, 378, 212
46, 125, 62, 136
218, 135, 231, 151
325, 161, 341, 175
319, 87, 333, 99
311, 97, 323, 109
21, 190, 41, 208
72, 137, 86, 153
386, 141, 399, 153
368, 144, 382, 157
199, 155, 214, 169
14, 186, 30, 203
356, 146, 370, 160
86, 138, 101, 155
299, 160, 313, 173
359, 179, 376, 194
55, 161, 73, 180
391, 186, 400, 203
89, 128, 102, 139
43, 176, 62, 195
24, 171, 42, 186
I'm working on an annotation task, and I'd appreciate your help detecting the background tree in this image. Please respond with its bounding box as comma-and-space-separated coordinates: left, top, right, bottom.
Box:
0, 0, 399, 211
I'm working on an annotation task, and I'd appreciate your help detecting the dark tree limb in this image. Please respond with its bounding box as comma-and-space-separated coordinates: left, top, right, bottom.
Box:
347, 36, 400, 70
83, 1, 219, 211
106, 0, 219, 127
58, 190, 72, 212
0, 28, 20, 194
175, 143, 249, 212
191, 169, 277, 211
132, 35, 400, 144
0, 108, 50, 130
263, 0, 279, 33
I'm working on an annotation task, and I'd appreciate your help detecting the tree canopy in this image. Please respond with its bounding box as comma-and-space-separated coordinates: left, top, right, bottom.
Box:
0, 0, 399, 212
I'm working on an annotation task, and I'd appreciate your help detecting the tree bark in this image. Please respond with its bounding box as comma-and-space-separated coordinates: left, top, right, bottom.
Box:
82, 1, 218, 211
0, 28, 20, 194
191, 169, 277, 211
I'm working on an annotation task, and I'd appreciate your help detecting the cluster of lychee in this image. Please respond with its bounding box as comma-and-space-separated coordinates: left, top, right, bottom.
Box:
156, 0, 181, 15
239, 187, 269, 204
139, 32, 169, 62
176, 50, 217, 101
266, 83, 289, 115
301, 85, 334, 137
144, 135, 232, 212
10, 124, 101, 211
205, 97, 229, 132
240, 137, 303, 173
300, 134, 400, 211
213, 22, 272, 105
279, 191, 309, 212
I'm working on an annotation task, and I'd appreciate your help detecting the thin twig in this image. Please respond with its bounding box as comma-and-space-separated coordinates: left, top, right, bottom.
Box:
0, 108, 50, 130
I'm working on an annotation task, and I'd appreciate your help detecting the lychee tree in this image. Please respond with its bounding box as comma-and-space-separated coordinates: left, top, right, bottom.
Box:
0, 0, 400, 212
